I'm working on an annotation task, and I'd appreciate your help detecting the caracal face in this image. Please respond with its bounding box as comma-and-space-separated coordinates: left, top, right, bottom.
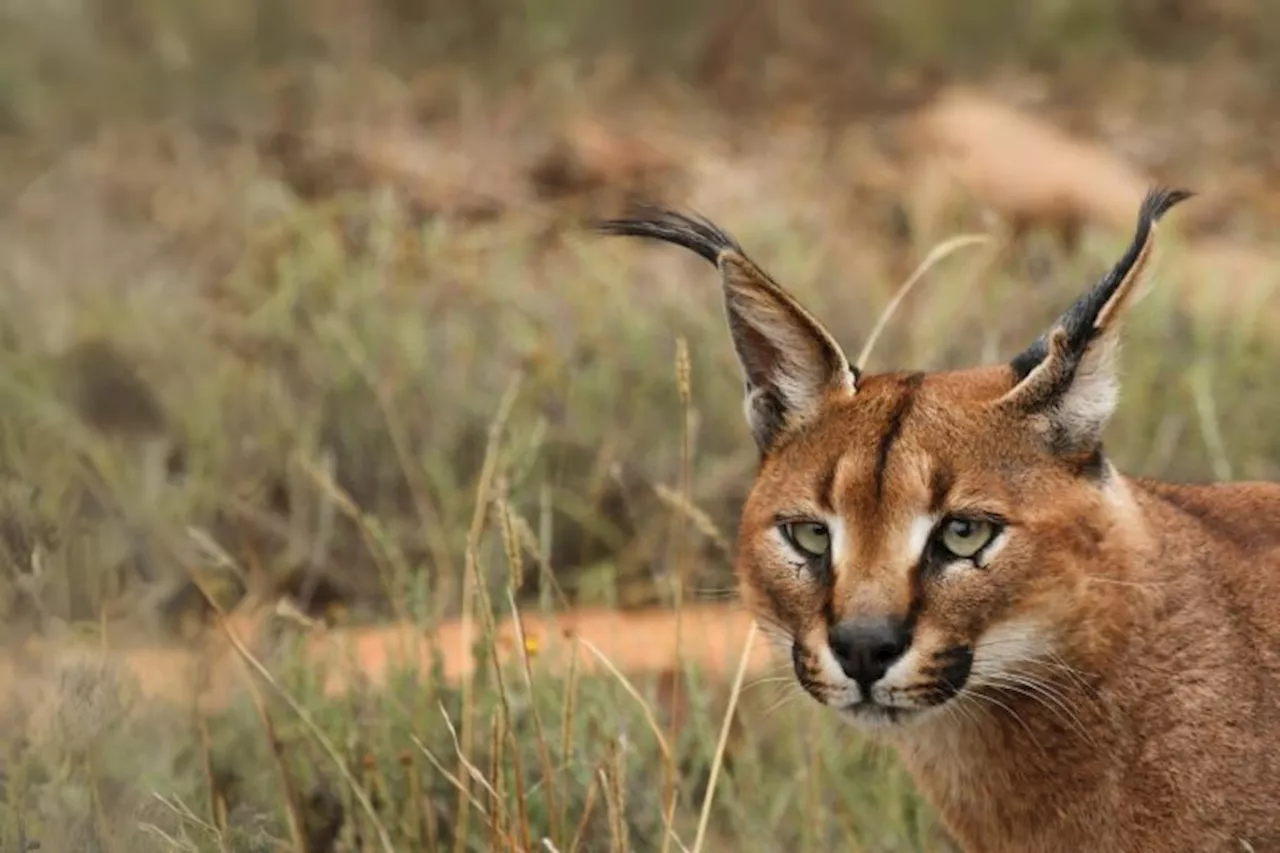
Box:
736, 367, 1118, 733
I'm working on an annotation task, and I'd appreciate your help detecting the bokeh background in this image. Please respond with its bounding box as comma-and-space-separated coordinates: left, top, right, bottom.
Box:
1, 1, 1279, 850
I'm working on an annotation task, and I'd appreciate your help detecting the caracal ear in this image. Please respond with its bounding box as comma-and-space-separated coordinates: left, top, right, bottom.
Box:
597, 208, 857, 453
998, 187, 1194, 458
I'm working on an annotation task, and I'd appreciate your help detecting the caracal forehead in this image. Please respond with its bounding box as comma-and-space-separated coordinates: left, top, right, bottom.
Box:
753, 366, 1027, 514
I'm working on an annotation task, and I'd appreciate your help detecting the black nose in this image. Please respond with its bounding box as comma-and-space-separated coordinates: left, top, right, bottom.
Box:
827, 615, 912, 688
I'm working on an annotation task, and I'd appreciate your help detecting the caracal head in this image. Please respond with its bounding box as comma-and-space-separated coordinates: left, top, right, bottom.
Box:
598, 188, 1192, 733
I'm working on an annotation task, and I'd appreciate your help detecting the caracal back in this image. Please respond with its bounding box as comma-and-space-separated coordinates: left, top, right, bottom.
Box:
597, 189, 1280, 853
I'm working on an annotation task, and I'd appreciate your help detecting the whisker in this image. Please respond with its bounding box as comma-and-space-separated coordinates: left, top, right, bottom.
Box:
743, 675, 796, 693
972, 656, 1096, 688
970, 641, 1099, 688
961, 687, 1049, 757
1080, 574, 1168, 590
975, 672, 1096, 749
752, 613, 792, 636
762, 689, 806, 718
1043, 651, 1099, 689
948, 690, 987, 730
690, 586, 744, 601
1009, 666, 1098, 739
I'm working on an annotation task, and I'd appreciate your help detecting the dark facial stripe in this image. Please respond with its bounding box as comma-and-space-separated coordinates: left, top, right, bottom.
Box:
821, 584, 837, 630
928, 465, 954, 514
1071, 444, 1107, 480
872, 372, 925, 501
816, 463, 839, 513
932, 645, 974, 699
903, 541, 927, 636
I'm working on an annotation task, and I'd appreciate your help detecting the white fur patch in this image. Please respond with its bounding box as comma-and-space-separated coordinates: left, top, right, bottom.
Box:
827, 514, 848, 568
727, 277, 855, 422
877, 641, 924, 701
814, 640, 849, 685
1053, 333, 1121, 445
1100, 464, 1136, 508
971, 528, 1008, 569
905, 513, 939, 566
968, 616, 1054, 686
730, 289, 855, 419
809, 627, 862, 705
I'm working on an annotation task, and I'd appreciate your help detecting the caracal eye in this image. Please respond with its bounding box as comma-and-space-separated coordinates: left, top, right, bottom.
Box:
782, 521, 830, 560
939, 517, 997, 559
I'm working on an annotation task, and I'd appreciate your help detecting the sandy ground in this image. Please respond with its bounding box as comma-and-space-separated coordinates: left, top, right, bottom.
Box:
1, 601, 776, 725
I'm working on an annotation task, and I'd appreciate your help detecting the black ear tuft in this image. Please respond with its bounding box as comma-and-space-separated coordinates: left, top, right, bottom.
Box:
595, 207, 743, 266
1009, 186, 1194, 383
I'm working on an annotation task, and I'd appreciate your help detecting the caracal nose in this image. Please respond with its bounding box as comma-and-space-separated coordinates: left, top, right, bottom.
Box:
827, 615, 912, 689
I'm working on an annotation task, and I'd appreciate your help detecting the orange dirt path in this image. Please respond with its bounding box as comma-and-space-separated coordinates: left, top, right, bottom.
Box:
7, 602, 779, 716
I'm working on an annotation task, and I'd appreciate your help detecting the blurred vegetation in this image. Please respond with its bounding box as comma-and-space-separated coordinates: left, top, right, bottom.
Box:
0, 0, 1279, 850
2, 0, 1278, 140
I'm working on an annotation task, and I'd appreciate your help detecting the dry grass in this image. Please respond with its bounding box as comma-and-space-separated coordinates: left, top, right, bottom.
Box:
3, 2, 1280, 851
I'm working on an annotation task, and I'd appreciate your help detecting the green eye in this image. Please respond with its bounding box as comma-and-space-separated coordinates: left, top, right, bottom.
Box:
782, 521, 830, 559
938, 517, 998, 559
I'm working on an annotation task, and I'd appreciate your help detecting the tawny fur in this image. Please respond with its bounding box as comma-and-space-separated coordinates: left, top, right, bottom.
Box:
598, 188, 1280, 853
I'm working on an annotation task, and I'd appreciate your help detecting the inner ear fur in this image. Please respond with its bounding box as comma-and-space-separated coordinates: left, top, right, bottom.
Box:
596, 207, 857, 453
998, 186, 1194, 456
